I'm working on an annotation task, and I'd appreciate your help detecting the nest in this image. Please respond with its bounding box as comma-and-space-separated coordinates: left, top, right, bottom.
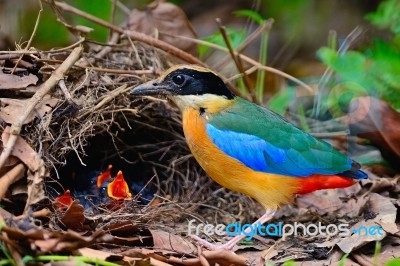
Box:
0, 38, 259, 235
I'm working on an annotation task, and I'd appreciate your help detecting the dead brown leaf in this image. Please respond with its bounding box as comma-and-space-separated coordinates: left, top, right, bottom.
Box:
352, 236, 400, 265
122, 248, 248, 266
110, 235, 152, 247
1, 221, 109, 254
127, 1, 197, 54
77, 247, 172, 266
296, 183, 365, 217
349, 96, 400, 170
0, 72, 38, 89
35, 230, 109, 253
0, 95, 58, 125
336, 193, 397, 253
58, 200, 88, 231
296, 251, 345, 266
150, 229, 196, 254
0, 163, 25, 200
2, 127, 42, 172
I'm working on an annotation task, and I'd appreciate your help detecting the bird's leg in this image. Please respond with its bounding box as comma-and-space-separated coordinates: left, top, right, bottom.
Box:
190, 209, 276, 251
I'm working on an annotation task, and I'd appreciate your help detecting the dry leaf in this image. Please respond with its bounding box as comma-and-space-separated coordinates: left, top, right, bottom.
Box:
0, 72, 38, 89
296, 183, 365, 217
0, 95, 58, 125
353, 236, 400, 265
58, 200, 87, 231
127, 1, 197, 54
150, 229, 196, 254
77, 247, 171, 266
2, 127, 42, 172
349, 97, 400, 170
122, 248, 248, 266
35, 230, 108, 253
336, 193, 397, 253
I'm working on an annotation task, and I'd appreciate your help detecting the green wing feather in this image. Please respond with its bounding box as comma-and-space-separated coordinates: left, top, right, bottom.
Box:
206, 97, 352, 176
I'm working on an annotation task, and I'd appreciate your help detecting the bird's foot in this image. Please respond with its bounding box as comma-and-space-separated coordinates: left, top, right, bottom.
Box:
189, 235, 237, 251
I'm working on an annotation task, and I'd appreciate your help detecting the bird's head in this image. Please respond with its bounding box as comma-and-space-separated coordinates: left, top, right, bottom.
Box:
131, 65, 236, 113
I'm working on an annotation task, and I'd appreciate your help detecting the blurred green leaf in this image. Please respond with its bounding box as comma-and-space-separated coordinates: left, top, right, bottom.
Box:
365, 0, 400, 35
338, 254, 350, 266
234, 9, 265, 25
368, 40, 400, 89
199, 28, 246, 58
385, 258, 400, 266
267, 86, 295, 115
19, 6, 70, 49
282, 260, 296, 266
71, 0, 112, 42
317, 47, 337, 65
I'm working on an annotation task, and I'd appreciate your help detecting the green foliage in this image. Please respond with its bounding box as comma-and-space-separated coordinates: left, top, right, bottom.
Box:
267, 86, 295, 115
338, 253, 350, 266
22, 255, 120, 266
19, 1, 113, 49
198, 9, 272, 103
234, 10, 269, 102
317, 39, 400, 110
198, 28, 247, 58
71, 0, 112, 42
0, 243, 14, 266
316, 0, 400, 113
374, 241, 382, 266
233, 9, 265, 25
365, 0, 400, 35
282, 260, 296, 266
385, 258, 400, 266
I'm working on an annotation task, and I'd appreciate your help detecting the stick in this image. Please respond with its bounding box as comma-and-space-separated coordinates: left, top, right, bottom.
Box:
164, 34, 315, 93
0, 164, 26, 200
0, 47, 84, 171
11, 0, 43, 74
216, 18, 252, 95
52, 1, 204, 65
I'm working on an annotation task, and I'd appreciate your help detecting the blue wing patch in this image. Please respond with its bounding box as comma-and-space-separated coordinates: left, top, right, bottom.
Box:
206, 124, 352, 177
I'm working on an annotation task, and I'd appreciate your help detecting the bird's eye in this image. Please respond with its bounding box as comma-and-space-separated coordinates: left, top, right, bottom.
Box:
172, 74, 185, 86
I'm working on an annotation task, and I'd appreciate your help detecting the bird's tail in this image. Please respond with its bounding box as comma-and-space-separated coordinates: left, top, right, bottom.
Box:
296, 174, 361, 195
338, 169, 368, 180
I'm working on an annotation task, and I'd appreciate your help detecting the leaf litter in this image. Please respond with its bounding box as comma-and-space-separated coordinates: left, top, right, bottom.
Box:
0, 1, 398, 265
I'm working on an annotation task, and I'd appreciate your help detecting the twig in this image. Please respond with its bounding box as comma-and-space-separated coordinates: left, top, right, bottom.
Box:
89, 84, 129, 113
11, 0, 43, 74
314, 26, 363, 116
165, 34, 315, 94
44, 36, 86, 53
96, 32, 120, 60
109, 0, 117, 40
76, 65, 154, 75
0, 51, 38, 55
0, 37, 85, 56
13, 208, 51, 221
213, 19, 274, 71
58, 79, 75, 103
106, 0, 130, 16
216, 18, 253, 96
39, 58, 154, 75
0, 47, 83, 171
52, 1, 204, 65
0, 163, 25, 200
0, 54, 22, 60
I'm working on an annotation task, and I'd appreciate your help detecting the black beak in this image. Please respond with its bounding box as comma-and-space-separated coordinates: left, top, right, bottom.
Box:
130, 80, 172, 96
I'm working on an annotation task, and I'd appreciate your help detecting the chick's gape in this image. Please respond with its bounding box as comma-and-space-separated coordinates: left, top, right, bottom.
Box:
131, 65, 368, 250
